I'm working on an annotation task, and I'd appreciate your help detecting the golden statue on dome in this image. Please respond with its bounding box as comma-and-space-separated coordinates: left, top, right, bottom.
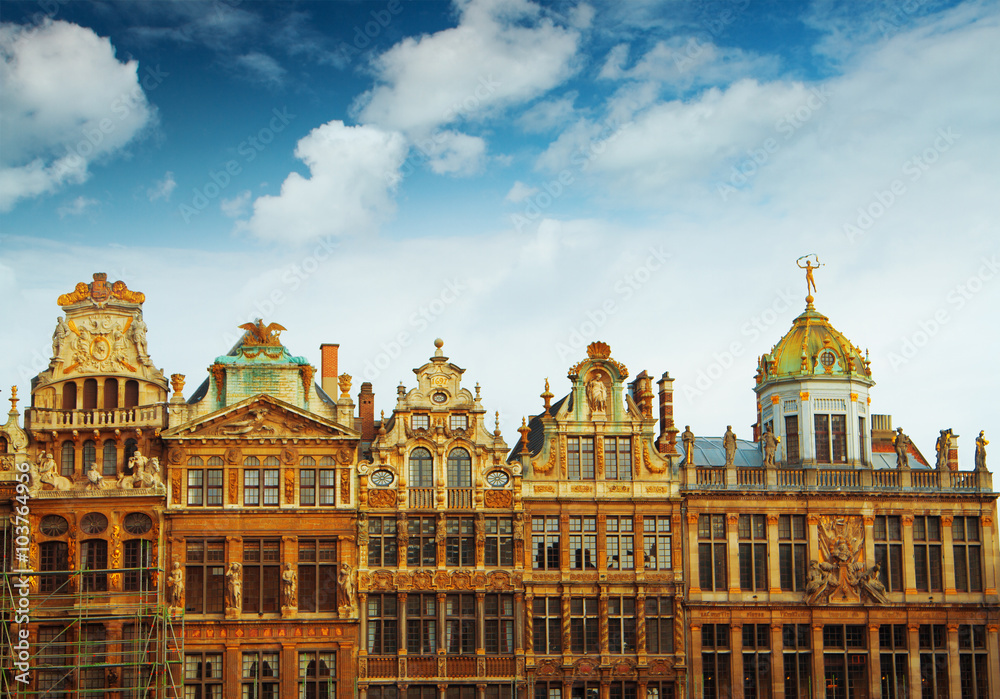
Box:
797, 254, 824, 301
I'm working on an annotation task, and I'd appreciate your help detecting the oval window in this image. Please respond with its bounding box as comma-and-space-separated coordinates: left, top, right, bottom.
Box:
40, 515, 69, 536
486, 470, 510, 487
370, 469, 394, 487
80, 512, 109, 535
123, 512, 153, 535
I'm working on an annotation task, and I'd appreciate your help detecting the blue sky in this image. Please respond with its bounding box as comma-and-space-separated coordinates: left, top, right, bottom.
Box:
2, 0, 998, 460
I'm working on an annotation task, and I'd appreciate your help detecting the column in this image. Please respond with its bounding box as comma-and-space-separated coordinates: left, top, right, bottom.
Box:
635, 592, 647, 656
690, 625, 703, 699
514, 591, 525, 656
561, 592, 571, 664
226, 644, 241, 699
987, 624, 1000, 699
811, 624, 824, 699
770, 623, 784, 699
730, 623, 744, 699
942, 515, 957, 596
907, 625, 921, 699
560, 514, 570, 570
599, 589, 609, 657
358, 592, 369, 658
281, 643, 296, 699
437, 592, 447, 654
767, 515, 780, 595
397, 592, 408, 673
980, 515, 996, 595
523, 592, 533, 655
476, 591, 486, 654
863, 516, 876, 568
902, 516, 917, 595
947, 624, 961, 699
727, 514, 740, 595
867, 624, 882, 699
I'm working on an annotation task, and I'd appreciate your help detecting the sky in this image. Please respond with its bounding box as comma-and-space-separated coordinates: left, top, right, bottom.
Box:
1, 0, 998, 465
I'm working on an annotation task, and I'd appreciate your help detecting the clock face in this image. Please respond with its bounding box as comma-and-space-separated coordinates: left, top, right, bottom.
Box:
432, 392, 447, 404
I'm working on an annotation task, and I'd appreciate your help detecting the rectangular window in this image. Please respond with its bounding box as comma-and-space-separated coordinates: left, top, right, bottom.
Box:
122, 623, 154, 699
81, 539, 108, 592
785, 415, 800, 462
406, 516, 437, 567
411, 413, 429, 430
319, 469, 336, 505
831, 414, 847, 462
243, 539, 280, 614
742, 624, 770, 699
643, 516, 672, 570
567, 436, 595, 480
367, 594, 398, 654
608, 681, 638, 699
244, 469, 260, 506
368, 516, 398, 567
953, 516, 983, 593
783, 624, 812, 699
606, 516, 634, 570
874, 515, 904, 593
450, 414, 468, 431
815, 414, 830, 462
40, 541, 69, 593
918, 624, 948, 699
298, 539, 337, 612
241, 651, 278, 699
484, 517, 513, 567
484, 594, 514, 654
184, 652, 223, 699
859, 416, 867, 465
569, 516, 597, 570
300, 469, 316, 506
570, 597, 599, 653
185, 539, 225, 614
702, 624, 731, 699
534, 684, 562, 699
80, 624, 107, 692
298, 651, 335, 699
913, 515, 943, 592
123, 539, 154, 592
698, 514, 728, 591
446, 517, 475, 567
778, 514, 808, 591
532, 516, 561, 570
604, 437, 632, 480
958, 625, 990, 699
739, 514, 768, 592
445, 594, 476, 654
188, 469, 204, 505
38, 626, 70, 699
823, 625, 867, 699
645, 682, 675, 699
878, 624, 908, 699
262, 468, 279, 506
532, 597, 562, 654
607, 596, 636, 653
407, 594, 438, 655
644, 597, 673, 655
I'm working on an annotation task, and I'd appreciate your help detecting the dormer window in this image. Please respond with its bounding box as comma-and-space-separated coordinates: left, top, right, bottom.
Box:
412, 414, 429, 430
450, 414, 468, 431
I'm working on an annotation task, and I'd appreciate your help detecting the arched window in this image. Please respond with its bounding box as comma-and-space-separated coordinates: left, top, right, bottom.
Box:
447, 448, 472, 488
83, 440, 97, 473
124, 439, 138, 472
0, 436, 8, 454
62, 382, 77, 410
104, 378, 119, 409
409, 447, 433, 487
102, 440, 117, 476
124, 380, 139, 408
60, 441, 75, 477
83, 378, 98, 410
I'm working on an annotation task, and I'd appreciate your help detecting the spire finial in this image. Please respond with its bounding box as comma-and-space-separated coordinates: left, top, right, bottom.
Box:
8, 386, 18, 412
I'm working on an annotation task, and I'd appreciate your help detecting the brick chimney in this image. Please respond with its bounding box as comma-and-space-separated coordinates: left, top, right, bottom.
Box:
320, 344, 339, 398
656, 372, 679, 456
629, 370, 654, 419
359, 382, 375, 442
947, 432, 960, 472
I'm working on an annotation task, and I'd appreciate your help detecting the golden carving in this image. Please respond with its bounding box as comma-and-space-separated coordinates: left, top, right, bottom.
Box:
210, 364, 226, 403
570, 485, 592, 493
608, 484, 629, 492
225, 447, 240, 464
170, 374, 186, 395
484, 489, 512, 508
534, 484, 555, 492
228, 471, 238, 504
239, 320, 286, 346
338, 373, 352, 397
172, 472, 182, 502
299, 365, 314, 396
532, 452, 556, 476
279, 448, 297, 465
57, 282, 91, 306
452, 571, 473, 590
340, 470, 350, 503
284, 470, 295, 504
435, 571, 450, 588
646, 485, 669, 493
168, 448, 185, 465
337, 447, 353, 465
486, 571, 513, 591
371, 571, 394, 591
368, 489, 397, 508
413, 571, 433, 589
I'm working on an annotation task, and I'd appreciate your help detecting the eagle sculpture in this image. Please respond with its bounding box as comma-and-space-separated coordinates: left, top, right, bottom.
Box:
239, 320, 286, 346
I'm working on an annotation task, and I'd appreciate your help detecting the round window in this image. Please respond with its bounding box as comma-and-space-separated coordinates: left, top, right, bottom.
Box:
40, 515, 69, 536
432, 392, 448, 404
80, 512, 108, 535
486, 470, 510, 487
370, 469, 394, 487
820, 350, 836, 368
123, 512, 153, 535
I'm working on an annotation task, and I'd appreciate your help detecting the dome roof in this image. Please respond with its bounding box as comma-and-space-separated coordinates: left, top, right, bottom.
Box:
755, 298, 873, 388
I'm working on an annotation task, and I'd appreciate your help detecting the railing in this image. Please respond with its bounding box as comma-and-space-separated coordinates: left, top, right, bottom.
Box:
817, 469, 859, 488
367, 656, 396, 678
696, 468, 725, 486
737, 468, 765, 486
684, 465, 992, 493
448, 656, 477, 677
873, 470, 900, 488
27, 404, 165, 429
947, 471, 979, 489
408, 488, 436, 509
776, 470, 803, 487
485, 657, 515, 676
447, 488, 473, 509
911, 471, 940, 489
408, 657, 436, 677
363, 655, 515, 679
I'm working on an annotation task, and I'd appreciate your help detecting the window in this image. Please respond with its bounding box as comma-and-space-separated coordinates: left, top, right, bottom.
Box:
859, 416, 867, 465
407, 594, 438, 654
644, 597, 673, 654
645, 682, 675, 699
484, 594, 514, 654
447, 447, 472, 487
814, 414, 847, 463
244, 457, 260, 505
62, 381, 77, 410
187, 457, 223, 507
571, 681, 601, 699
262, 456, 280, 505
406, 516, 437, 567
445, 594, 476, 653
484, 687, 513, 699
298, 539, 337, 612
913, 515, 942, 592
779, 514, 808, 591
242, 651, 279, 699
298, 651, 335, 699
608, 596, 636, 653
450, 414, 468, 431
188, 457, 204, 505
698, 514, 728, 591
369, 689, 399, 699
606, 516, 634, 570
81, 538, 108, 592
60, 440, 74, 476
742, 624, 771, 699
535, 684, 562, 699
484, 517, 513, 567
184, 652, 223, 699
874, 516, 904, 593
784, 415, 800, 462
608, 682, 638, 699
368, 516, 398, 567
570, 598, 599, 653
299, 456, 316, 505
568, 437, 595, 480
185, 539, 225, 614
953, 516, 982, 592
367, 594, 398, 654
446, 518, 474, 566
319, 457, 337, 505
569, 516, 597, 569
79, 624, 107, 690
702, 624, 731, 699
122, 622, 155, 699
123, 539, 154, 592
40, 541, 69, 593
823, 625, 867, 699
83, 439, 96, 473
604, 437, 632, 480
958, 625, 990, 699
783, 624, 812, 699
409, 447, 433, 487
38, 626, 70, 699
102, 440, 117, 476
643, 516, 672, 570
407, 688, 439, 699
532, 516, 561, 570
532, 597, 562, 654
411, 413, 429, 430
243, 539, 280, 613
879, 624, 908, 699
918, 624, 948, 699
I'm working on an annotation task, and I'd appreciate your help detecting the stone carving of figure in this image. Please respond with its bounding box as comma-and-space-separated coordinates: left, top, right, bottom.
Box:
975, 431, 988, 471
86, 462, 106, 490
805, 560, 837, 605
338, 562, 357, 614
356, 513, 369, 546
52, 316, 70, 359
935, 429, 952, 470
130, 311, 149, 361
893, 428, 910, 469
586, 372, 607, 413
281, 563, 297, 608
681, 426, 696, 466
436, 516, 447, 544
723, 426, 737, 467
219, 408, 272, 436
37, 453, 74, 491
855, 562, 889, 604
166, 561, 185, 609
761, 425, 780, 467
512, 513, 525, 542
129, 449, 149, 478
226, 563, 242, 610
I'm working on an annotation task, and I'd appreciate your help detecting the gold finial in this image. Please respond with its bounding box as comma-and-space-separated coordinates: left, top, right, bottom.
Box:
541, 378, 553, 414
796, 254, 823, 306
9, 385, 18, 411
475, 383, 481, 400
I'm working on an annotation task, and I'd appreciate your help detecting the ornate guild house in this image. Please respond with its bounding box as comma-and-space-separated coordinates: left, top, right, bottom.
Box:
1, 269, 997, 699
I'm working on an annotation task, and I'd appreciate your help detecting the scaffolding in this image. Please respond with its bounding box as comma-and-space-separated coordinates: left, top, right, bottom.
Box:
2, 522, 184, 698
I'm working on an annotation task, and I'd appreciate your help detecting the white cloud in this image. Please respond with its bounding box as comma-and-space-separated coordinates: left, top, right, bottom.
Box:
221, 190, 252, 218
147, 171, 176, 202
419, 130, 488, 176
240, 121, 408, 244
56, 195, 99, 218
0, 20, 156, 211
233, 51, 286, 87
505, 180, 539, 203
516, 93, 579, 133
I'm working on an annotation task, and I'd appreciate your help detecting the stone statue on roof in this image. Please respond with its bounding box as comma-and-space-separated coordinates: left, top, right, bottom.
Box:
681, 426, 695, 466
893, 428, 910, 469
975, 431, 988, 471
723, 426, 737, 467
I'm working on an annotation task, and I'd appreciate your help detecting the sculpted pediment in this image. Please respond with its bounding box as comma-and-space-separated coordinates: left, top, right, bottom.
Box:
164, 395, 359, 441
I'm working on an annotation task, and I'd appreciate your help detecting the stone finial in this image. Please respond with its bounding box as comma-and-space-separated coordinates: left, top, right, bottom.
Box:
434, 338, 445, 357
8, 386, 18, 411
338, 373, 352, 399
541, 378, 553, 414
170, 374, 186, 395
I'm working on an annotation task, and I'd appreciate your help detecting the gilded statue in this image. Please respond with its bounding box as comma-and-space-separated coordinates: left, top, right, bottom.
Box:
238, 320, 286, 346
796, 255, 823, 297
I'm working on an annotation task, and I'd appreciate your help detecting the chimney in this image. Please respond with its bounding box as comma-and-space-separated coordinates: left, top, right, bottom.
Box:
359, 382, 375, 442
629, 370, 654, 419
947, 432, 960, 472
656, 372, 679, 456
320, 344, 339, 398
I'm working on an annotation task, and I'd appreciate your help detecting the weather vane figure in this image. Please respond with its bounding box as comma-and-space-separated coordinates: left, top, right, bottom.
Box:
797, 255, 824, 298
